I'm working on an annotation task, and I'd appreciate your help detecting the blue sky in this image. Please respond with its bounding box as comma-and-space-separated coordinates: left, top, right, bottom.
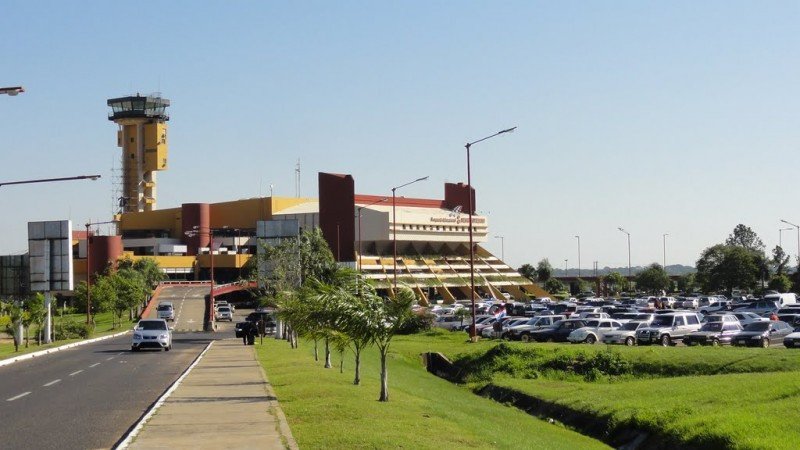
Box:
2, 1, 799, 270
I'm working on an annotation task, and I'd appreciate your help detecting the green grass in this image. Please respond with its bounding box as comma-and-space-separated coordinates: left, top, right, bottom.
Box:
255, 331, 610, 450
0, 311, 135, 360
494, 372, 800, 449
439, 336, 800, 449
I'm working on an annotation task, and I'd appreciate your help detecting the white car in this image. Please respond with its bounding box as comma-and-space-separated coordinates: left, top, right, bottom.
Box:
784, 329, 800, 348
567, 319, 623, 344
602, 321, 651, 346
132, 319, 172, 351
216, 306, 234, 321
730, 311, 770, 327
156, 302, 174, 321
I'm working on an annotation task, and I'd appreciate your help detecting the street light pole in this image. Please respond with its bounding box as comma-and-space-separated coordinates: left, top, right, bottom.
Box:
464, 127, 516, 341
618, 227, 631, 278
574, 235, 581, 278
564, 259, 568, 277
663, 233, 669, 269
357, 197, 388, 271
494, 235, 505, 261
781, 219, 800, 264
0, 174, 101, 188
779, 227, 792, 250
392, 177, 428, 291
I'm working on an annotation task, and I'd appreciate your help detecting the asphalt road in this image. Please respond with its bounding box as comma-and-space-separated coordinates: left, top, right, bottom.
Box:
0, 331, 221, 450
146, 286, 209, 332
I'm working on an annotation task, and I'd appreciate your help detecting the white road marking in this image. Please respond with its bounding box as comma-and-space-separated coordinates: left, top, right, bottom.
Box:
89, 363, 100, 368
117, 352, 125, 356
43, 379, 61, 387
106, 356, 115, 361
7, 392, 31, 401
69, 370, 84, 376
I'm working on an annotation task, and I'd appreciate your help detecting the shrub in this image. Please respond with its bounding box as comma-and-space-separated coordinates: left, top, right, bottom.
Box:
397, 312, 435, 335
55, 321, 94, 340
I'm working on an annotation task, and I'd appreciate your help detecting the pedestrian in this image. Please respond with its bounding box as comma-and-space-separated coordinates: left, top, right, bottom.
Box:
769, 311, 779, 321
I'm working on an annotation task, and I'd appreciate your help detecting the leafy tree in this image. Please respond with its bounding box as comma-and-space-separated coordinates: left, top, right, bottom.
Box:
4, 302, 23, 352
536, 259, 553, 282
26, 293, 47, 345
603, 272, 627, 295
768, 274, 792, 293
696, 244, 759, 294
113, 268, 148, 327
366, 286, 415, 402
133, 258, 165, 289
772, 246, 790, 276
635, 263, 671, 294
517, 264, 536, 281
725, 224, 765, 252
544, 278, 565, 294
677, 273, 699, 293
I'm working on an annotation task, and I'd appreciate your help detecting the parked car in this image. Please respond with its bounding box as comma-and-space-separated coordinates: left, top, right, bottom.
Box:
156, 302, 175, 322
699, 301, 732, 315
507, 315, 565, 342
529, 319, 589, 342
482, 317, 528, 339
702, 313, 740, 325
763, 293, 798, 308
734, 300, 779, 316
732, 321, 794, 348
783, 327, 800, 348
433, 315, 467, 331
576, 312, 611, 320
611, 312, 641, 323
131, 319, 172, 351
602, 321, 650, 346
567, 319, 623, 344
636, 312, 703, 346
776, 306, 800, 326
683, 321, 742, 346
730, 311, 769, 327
215, 306, 234, 321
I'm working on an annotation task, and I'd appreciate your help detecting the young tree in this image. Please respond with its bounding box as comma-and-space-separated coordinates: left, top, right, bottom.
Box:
536, 259, 553, 282
635, 263, 671, 294
517, 264, 536, 281
772, 246, 790, 276
544, 278, 565, 294
768, 274, 792, 293
26, 293, 47, 345
113, 268, 148, 327
603, 271, 627, 295
677, 273, 698, 293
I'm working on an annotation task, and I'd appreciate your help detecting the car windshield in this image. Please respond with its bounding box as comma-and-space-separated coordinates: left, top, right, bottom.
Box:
634, 314, 651, 321
157, 305, 171, 311
744, 322, 770, 332
219, 307, 230, 312
585, 320, 599, 327
138, 321, 167, 330
650, 316, 673, 327
700, 322, 723, 332
621, 322, 640, 331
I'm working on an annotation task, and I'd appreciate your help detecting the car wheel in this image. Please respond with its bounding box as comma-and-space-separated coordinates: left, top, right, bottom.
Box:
761, 338, 770, 348
585, 335, 597, 344
660, 335, 671, 347
625, 337, 635, 346
131, 346, 139, 352
520, 333, 531, 343
711, 339, 720, 347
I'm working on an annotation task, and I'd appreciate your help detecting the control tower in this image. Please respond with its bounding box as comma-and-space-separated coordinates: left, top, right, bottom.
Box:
107, 94, 170, 213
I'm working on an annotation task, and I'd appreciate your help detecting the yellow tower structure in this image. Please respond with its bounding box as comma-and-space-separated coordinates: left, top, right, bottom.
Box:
107, 94, 170, 213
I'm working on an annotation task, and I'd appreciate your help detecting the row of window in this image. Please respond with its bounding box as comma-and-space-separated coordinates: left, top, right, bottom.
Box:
401, 224, 477, 232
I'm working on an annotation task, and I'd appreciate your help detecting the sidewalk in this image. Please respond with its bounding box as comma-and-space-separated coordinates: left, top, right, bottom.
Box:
128, 339, 297, 449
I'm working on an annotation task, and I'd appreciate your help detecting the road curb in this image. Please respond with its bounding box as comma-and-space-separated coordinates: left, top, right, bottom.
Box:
0, 330, 131, 368
114, 340, 214, 449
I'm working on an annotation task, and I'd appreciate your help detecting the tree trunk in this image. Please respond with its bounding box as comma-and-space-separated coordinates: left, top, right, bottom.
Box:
324, 338, 332, 368
314, 339, 319, 361
339, 351, 344, 373
353, 346, 361, 385
379, 346, 389, 402
291, 331, 298, 348
25, 326, 29, 348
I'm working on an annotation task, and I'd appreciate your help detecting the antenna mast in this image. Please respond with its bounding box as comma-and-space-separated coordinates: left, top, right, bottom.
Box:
295, 158, 301, 197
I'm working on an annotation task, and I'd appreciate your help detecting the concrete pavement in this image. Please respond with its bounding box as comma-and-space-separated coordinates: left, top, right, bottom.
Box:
127, 339, 297, 450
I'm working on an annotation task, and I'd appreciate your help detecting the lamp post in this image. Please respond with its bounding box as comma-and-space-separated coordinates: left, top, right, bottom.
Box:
564, 259, 568, 276
663, 233, 669, 269
618, 227, 631, 278
185, 226, 215, 331
0, 174, 101, 188
779, 227, 792, 250
574, 235, 581, 277
392, 177, 428, 290
85, 219, 118, 326
780, 219, 800, 264
494, 235, 505, 261
464, 126, 516, 341
357, 197, 388, 271
0, 86, 24, 96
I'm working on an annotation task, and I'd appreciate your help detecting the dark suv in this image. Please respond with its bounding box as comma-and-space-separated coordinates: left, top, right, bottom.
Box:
529, 319, 588, 342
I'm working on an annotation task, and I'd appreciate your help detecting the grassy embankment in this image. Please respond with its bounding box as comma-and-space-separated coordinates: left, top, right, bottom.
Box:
0, 311, 135, 359
445, 336, 800, 449
255, 331, 610, 450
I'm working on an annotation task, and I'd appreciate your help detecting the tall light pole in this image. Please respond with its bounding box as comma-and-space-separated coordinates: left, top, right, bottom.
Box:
618, 227, 631, 278
564, 259, 568, 276
494, 235, 505, 261
357, 197, 388, 270
465, 127, 516, 341
780, 219, 800, 264
0, 86, 24, 96
574, 235, 581, 277
779, 227, 792, 249
663, 233, 669, 269
392, 177, 428, 290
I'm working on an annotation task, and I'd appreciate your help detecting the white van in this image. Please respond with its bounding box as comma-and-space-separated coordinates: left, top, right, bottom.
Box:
763, 293, 797, 308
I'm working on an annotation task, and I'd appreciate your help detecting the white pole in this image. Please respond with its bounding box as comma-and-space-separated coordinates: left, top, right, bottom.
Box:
44, 291, 53, 343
